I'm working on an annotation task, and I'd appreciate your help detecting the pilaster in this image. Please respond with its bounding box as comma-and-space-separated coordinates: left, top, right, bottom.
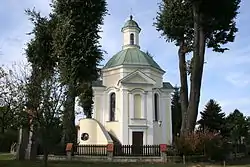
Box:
121, 88, 129, 145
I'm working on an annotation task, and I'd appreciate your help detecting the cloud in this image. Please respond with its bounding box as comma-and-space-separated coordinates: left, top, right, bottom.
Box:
225, 72, 250, 88
220, 97, 250, 115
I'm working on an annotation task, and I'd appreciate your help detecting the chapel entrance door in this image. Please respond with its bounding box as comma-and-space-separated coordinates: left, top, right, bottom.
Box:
132, 131, 143, 155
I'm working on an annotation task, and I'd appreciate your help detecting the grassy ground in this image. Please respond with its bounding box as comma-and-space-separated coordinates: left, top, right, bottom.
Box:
0, 160, 183, 167
1, 153, 250, 167
0, 153, 15, 160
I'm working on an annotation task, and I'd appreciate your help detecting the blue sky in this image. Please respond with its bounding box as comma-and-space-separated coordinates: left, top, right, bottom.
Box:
0, 0, 249, 118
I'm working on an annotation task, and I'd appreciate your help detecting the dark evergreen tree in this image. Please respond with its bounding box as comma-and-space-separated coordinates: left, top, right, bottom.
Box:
171, 86, 182, 138
226, 109, 248, 144
52, 0, 108, 145
198, 99, 225, 133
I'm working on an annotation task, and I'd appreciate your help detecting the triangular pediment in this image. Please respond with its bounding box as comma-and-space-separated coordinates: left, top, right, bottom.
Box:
118, 70, 156, 86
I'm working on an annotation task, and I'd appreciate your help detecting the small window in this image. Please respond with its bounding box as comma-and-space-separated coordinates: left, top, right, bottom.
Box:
81, 133, 89, 141
154, 93, 159, 121
130, 33, 134, 45
110, 93, 116, 121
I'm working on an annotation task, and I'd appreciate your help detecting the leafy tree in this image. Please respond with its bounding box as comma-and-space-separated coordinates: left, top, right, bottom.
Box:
155, 0, 241, 133
226, 109, 248, 144
0, 64, 28, 153
52, 0, 108, 144
0, 66, 26, 133
25, 71, 65, 167
16, 9, 57, 160
197, 99, 225, 133
171, 86, 182, 138
155, 0, 192, 135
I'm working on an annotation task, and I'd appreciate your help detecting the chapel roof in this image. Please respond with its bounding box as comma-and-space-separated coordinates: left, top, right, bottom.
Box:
121, 15, 141, 32
103, 48, 164, 72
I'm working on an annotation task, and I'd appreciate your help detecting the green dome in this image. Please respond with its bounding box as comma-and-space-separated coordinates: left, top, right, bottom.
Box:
103, 48, 163, 71
121, 15, 141, 32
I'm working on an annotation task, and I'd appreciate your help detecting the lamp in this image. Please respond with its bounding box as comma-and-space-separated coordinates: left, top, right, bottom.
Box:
158, 120, 162, 127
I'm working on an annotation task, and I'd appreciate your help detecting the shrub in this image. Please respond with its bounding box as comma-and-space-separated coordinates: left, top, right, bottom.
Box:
0, 130, 18, 152
175, 130, 230, 160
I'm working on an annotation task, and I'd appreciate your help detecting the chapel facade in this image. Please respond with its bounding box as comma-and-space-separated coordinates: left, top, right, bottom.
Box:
78, 15, 174, 146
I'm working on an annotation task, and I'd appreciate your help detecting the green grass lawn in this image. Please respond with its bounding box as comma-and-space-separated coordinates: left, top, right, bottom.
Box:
0, 160, 183, 167
1, 153, 250, 167
0, 153, 15, 160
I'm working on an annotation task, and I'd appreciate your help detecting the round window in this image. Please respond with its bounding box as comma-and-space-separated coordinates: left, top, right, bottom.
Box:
81, 133, 89, 141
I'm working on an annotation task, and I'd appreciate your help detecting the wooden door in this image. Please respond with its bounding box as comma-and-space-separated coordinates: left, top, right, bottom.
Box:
132, 131, 143, 155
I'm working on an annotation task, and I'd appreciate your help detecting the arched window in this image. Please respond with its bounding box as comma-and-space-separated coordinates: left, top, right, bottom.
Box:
134, 94, 142, 118
154, 93, 159, 121
130, 33, 134, 45
110, 93, 116, 121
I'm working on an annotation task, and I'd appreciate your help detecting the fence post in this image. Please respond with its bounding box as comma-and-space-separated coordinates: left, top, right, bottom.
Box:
160, 144, 167, 163
65, 143, 73, 160
107, 143, 114, 161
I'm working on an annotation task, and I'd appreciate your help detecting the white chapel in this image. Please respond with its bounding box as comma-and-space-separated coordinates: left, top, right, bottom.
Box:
77, 15, 174, 146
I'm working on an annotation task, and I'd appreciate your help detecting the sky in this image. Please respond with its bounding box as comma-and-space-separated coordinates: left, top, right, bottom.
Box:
0, 0, 250, 118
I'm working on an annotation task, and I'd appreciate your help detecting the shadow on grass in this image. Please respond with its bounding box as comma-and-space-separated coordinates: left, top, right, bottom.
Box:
0, 160, 184, 167
1, 156, 250, 167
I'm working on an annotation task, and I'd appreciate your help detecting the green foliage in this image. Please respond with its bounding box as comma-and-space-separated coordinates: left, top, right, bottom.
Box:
226, 109, 248, 144
0, 129, 18, 152
171, 86, 182, 137
50, 0, 108, 144
78, 83, 93, 118
52, 0, 108, 85
156, 0, 240, 52
25, 9, 57, 72
155, 0, 193, 49
198, 99, 226, 133
195, 0, 241, 52
23, 9, 60, 162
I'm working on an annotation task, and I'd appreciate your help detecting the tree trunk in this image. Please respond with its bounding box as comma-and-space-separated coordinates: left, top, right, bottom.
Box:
16, 127, 29, 160
30, 126, 38, 160
186, 3, 206, 131
1, 126, 4, 134
178, 41, 189, 135
62, 83, 76, 146
43, 145, 48, 167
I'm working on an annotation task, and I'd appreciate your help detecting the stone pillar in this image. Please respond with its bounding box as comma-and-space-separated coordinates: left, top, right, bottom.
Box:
107, 143, 114, 161
160, 144, 167, 163
65, 143, 73, 160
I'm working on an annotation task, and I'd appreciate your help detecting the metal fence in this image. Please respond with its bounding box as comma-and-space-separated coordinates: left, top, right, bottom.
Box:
74, 145, 107, 156
113, 145, 161, 156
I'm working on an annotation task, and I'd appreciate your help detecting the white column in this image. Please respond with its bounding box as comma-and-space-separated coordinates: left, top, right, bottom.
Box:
122, 89, 129, 145
142, 92, 147, 119
162, 92, 172, 145
101, 93, 105, 124
161, 95, 167, 144
129, 93, 134, 119
146, 91, 153, 145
